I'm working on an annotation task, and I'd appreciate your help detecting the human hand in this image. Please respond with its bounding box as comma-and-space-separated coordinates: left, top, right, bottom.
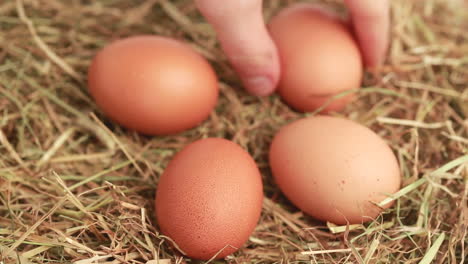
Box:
195, 0, 389, 96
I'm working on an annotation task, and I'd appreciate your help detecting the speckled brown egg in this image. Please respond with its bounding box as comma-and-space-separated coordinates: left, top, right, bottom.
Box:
268, 4, 363, 113
155, 138, 263, 260
269, 116, 401, 225
88, 35, 218, 135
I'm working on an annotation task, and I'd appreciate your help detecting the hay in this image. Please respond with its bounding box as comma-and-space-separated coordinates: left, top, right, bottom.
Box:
0, 0, 467, 263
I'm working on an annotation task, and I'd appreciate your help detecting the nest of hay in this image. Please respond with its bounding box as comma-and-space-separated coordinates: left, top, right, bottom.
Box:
0, 0, 467, 263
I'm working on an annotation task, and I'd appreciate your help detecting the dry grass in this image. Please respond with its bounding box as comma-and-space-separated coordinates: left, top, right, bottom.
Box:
0, 0, 467, 263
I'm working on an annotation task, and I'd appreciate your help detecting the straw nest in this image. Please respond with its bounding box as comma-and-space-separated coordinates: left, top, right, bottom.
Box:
0, 0, 467, 263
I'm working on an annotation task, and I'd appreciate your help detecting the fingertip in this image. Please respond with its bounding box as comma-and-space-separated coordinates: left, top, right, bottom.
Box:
222, 36, 280, 97
243, 75, 277, 96
344, 0, 390, 69
196, 0, 282, 97
363, 48, 387, 69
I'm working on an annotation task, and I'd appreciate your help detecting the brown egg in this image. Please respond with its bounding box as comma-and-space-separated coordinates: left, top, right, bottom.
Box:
155, 138, 263, 260
268, 4, 363, 113
269, 116, 401, 225
88, 35, 218, 135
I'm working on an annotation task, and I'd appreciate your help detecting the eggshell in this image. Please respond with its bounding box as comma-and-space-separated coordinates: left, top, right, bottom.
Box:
268, 4, 363, 113
269, 116, 401, 225
88, 35, 218, 135
155, 138, 263, 260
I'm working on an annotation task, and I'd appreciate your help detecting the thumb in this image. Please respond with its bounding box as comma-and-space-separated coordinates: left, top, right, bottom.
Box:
196, 0, 280, 96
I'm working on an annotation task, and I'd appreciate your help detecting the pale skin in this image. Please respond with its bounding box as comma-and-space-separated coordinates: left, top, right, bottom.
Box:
195, 0, 390, 96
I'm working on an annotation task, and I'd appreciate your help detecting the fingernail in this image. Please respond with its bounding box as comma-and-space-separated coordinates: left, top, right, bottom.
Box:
245, 76, 274, 96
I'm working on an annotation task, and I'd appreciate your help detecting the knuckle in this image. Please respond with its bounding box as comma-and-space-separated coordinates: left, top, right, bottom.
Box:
196, 0, 261, 20
346, 0, 389, 21
229, 50, 276, 71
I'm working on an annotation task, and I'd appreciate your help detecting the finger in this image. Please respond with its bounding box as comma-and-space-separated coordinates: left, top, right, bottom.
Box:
344, 0, 390, 67
195, 0, 279, 96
